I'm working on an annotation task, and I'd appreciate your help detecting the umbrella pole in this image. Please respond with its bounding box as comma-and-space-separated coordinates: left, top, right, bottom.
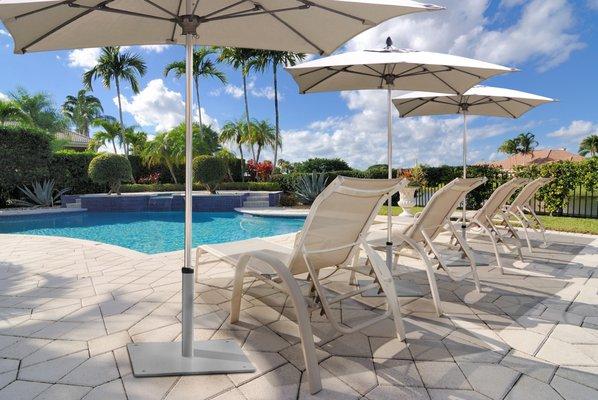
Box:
386, 86, 393, 272
461, 111, 468, 239
127, 0, 254, 376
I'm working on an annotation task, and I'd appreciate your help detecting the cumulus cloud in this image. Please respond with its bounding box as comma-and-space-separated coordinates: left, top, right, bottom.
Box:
548, 120, 598, 138
119, 79, 217, 132
588, 0, 598, 10
213, 77, 278, 100
0, 92, 8, 101
67, 48, 101, 70
139, 45, 168, 53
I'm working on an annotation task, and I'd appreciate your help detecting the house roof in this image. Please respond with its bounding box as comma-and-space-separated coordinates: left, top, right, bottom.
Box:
490, 149, 585, 170
55, 131, 91, 149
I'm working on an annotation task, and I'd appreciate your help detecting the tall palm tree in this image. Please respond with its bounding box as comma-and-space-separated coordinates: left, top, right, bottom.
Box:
250, 51, 305, 166
248, 119, 280, 162
83, 46, 147, 153
9, 87, 67, 133
164, 47, 227, 131
515, 132, 538, 154
579, 134, 598, 157
62, 89, 104, 137
123, 126, 147, 156
498, 139, 518, 155
142, 131, 180, 184
217, 48, 259, 154
220, 119, 249, 181
90, 119, 121, 153
0, 100, 30, 125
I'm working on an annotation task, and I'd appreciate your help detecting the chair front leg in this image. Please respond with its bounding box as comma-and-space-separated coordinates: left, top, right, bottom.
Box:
446, 224, 481, 293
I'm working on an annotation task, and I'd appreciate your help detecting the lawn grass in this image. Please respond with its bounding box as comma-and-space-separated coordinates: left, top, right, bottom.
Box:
379, 206, 598, 235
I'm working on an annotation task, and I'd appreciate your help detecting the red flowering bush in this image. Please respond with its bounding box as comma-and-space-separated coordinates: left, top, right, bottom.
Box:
137, 172, 160, 184
247, 160, 274, 182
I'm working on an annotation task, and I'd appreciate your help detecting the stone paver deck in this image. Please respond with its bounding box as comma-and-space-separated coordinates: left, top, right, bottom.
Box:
0, 230, 597, 400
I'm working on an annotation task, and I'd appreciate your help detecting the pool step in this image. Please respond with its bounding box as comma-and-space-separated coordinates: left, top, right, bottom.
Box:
242, 200, 270, 208
65, 199, 82, 209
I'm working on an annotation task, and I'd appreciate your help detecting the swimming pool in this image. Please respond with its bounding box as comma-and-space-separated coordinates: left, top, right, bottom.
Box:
0, 211, 305, 254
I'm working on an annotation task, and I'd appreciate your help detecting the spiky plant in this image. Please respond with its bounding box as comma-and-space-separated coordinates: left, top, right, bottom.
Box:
295, 172, 328, 205
14, 180, 70, 208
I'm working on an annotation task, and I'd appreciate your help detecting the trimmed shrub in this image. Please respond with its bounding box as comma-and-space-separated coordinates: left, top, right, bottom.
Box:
193, 155, 227, 194
120, 181, 280, 193
0, 125, 52, 205
88, 153, 133, 195
295, 157, 350, 173
49, 150, 103, 195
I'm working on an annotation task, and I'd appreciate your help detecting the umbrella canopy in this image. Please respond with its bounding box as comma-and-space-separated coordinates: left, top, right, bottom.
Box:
286, 45, 517, 94
393, 85, 555, 118
0, 0, 443, 54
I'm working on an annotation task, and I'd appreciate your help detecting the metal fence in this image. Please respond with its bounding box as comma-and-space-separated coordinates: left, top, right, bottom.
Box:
415, 184, 598, 219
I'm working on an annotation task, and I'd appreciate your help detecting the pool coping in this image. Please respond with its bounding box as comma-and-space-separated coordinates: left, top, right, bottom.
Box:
234, 207, 310, 218
0, 207, 87, 218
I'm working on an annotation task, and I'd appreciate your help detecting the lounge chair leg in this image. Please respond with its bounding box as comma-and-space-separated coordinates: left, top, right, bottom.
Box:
349, 249, 360, 286
230, 256, 250, 323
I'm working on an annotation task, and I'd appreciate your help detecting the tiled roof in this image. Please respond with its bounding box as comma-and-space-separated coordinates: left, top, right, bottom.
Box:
490, 149, 585, 170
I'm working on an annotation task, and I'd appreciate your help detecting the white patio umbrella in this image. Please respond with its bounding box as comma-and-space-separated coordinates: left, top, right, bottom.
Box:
286, 39, 517, 269
0, 0, 444, 382
393, 85, 555, 232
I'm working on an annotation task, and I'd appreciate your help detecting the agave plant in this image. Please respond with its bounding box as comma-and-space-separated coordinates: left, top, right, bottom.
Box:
295, 172, 328, 205
14, 180, 70, 208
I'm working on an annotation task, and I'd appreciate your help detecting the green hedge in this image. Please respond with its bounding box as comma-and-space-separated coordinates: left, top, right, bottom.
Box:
49, 150, 104, 194
0, 125, 52, 205
121, 181, 280, 193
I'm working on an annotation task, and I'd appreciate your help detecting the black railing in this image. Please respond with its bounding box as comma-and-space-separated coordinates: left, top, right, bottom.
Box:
415, 185, 598, 219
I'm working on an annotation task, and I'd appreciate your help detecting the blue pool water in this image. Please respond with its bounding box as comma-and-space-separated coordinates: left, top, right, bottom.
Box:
0, 211, 305, 254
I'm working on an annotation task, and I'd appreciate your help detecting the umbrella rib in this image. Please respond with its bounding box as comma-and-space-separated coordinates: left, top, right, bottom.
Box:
12, 0, 72, 20
301, 66, 350, 92
202, 6, 311, 23
489, 98, 517, 118
142, 0, 179, 18
20, 6, 98, 52
401, 96, 440, 117
424, 67, 459, 94
450, 66, 483, 80
298, 0, 371, 24
201, 0, 247, 19
68, 4, 174, 22
378, 64, 388, 88
170, 0, 184, 42
256, 4, 324, 54
509, 98, 535, 108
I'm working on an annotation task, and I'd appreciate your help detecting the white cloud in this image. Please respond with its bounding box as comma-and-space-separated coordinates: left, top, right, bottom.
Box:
119, 79, 217, 132
0, 92, 8, 101
251, 86, 277, 100
548, 120, 598, 138
214, 78, 278, 100
139, 45, 168, 53
67, 48, 100, 70
0, 29, 9, 37
588, 0, 598, 10
224, 84, 244, 99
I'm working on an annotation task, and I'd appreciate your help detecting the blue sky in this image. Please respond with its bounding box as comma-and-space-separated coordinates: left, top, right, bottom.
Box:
1, 0, 597, 169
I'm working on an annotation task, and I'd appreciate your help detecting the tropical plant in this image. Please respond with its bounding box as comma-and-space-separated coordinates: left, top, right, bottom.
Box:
62, 89, 104, 137
83, 46, 147, 153
277, 159, 294, 174
193, 155, 227, 193
247, 159, 274, 182
164, 47, 226, 132
250, 51, 305, 166
141, 131, 180, 183
167, 122, 221, 157
123, 126, 147, 155
295, 172, 328, 204
89, 119, 122, 153
247, 119, 280, 162
88, 153, 133, 195
296, 157, 351, 173
498, 132, 539, 155
9, 87, 68, 133
579, 134, 598, 157
220, 119, 250, 181
14, 180, 70, 208
0, 100, 30, 125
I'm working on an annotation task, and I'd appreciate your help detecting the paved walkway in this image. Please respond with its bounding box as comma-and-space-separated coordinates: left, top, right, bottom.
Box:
0, 231, 597, 400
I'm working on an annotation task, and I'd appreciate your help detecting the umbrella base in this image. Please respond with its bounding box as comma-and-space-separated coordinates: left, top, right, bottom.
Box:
127, 340, 255, 377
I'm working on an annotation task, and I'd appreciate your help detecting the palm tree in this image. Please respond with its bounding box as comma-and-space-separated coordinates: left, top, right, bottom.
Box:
123, 126, 147, 156
579, 134, 598, 157
515, 132, 538, 154
220, 119, 249, 181
83, 46, 147, 153
9, 87, 67, 133
90, 119, 122, 153
142, 131, 180, 184
62, 89, 103, 137
250, 51, 305, 166
247, 119, 280, 162
498, 139, 518, 155
164, 47, 226, 131
217, 48, 259, 154
0, 100, 30, 125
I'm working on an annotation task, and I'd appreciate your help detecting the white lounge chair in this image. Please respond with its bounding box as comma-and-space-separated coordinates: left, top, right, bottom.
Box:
503, 177, 553, 252
196, 177, 407, 394
462, 177, 529, 273
367, 177, 487, 316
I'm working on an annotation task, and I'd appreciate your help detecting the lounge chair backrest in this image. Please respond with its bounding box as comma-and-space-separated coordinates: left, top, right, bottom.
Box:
507, 177, 552, 210
406, 177, 487, 243
288, 176, 407, 275
473, 177, 528, 224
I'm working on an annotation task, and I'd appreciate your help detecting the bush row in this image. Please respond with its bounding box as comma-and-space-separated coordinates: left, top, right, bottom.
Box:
120, 181, 280, 193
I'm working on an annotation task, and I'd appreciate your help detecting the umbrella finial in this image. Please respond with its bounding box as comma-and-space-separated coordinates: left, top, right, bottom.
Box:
385, 37, 393, 49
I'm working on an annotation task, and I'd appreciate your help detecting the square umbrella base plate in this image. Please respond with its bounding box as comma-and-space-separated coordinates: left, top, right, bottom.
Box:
359, 279, 424, 298
127, 340, 255, 377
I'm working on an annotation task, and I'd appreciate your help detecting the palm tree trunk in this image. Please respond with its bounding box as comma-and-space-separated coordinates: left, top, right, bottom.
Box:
195, 76, 203, 132
256, 145, 261, 163
112, 140, 117, 154
242, 68, 256, 163
273, 63, 280, 168
167, 161, 178, 184
114, 77, 127, 154
238, 144, 245, 182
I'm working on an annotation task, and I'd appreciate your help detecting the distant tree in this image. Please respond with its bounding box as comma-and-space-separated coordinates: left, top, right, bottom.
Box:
83, 46, 147, 153
498, 139, 518, 155
9, 87, 67, 133
0, 100, 30, 125
277, 158, 294, 174
141, 131, 180, 184
167, 122, 221, 157
579, 134, 598, 157
498, 132, 539, 155
296, 158, 351, 173
247, 119, 280, 162
123, 126, 147, 156
164, 47, 226, 133
249, 51, 306, 167
62, 89, 103, 137
89, 119, 122, 153
220, 119, 250, 181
